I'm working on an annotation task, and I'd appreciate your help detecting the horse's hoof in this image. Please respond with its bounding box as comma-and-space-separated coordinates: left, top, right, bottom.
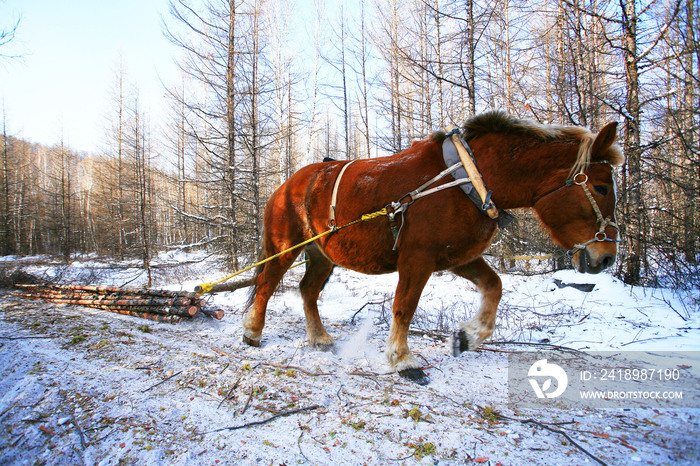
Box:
242, 335, 261, 347
313, 343, 335, 353
452, 330, 469, 355
398, 368, 430, 386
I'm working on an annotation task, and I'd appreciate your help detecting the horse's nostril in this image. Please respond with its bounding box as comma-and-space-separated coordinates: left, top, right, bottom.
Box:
601, 254, 615, 269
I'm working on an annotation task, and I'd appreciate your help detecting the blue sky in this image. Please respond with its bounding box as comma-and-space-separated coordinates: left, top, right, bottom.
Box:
1, 0, 179, 153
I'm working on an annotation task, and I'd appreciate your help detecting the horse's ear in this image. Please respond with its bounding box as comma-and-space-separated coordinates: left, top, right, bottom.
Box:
591, 122, 618, 161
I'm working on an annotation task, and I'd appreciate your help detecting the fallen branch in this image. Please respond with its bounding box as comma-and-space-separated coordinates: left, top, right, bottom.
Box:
260, 362, 333, 377
217, 375, 242, 409
351, 298, 392, 324
493, 411, 606, 465
481, 340, 588, 355
521, 418, 606, 465
0, 335, 53, 340
204, 405, 322, 434
141, 370, 183, 393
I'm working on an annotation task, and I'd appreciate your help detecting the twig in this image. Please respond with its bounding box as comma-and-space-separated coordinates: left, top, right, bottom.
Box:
621, 335, 671, 347
39, 426, 56, 435
72, 417, 87, 449
0, 335, 53, 340
388, 451, 417, 462
495, 412, 606, 465
141, 370, 183, 393
523, 418, 606, 465
204, 405, 322, 434
482, 340, 589, 355
254, 404, 282, 414
260, 362, 332, 377
347, 369, 393, 377
241, 384, 254, 415
297, 423, 314, 464
210, 346, 331, 376
408, 328, 449, 341
217, 375, 242, 409
351, 298, 392, 324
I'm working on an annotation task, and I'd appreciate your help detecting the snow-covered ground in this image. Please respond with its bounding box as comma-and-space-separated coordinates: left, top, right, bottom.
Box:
1, 252, 698, 464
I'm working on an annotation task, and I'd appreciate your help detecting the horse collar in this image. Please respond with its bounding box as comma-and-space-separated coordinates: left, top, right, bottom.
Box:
441, 131, 515, 229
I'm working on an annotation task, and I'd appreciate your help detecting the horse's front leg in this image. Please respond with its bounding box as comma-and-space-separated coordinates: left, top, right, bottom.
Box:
450, 257, 502, 353
386, 262, 433, 385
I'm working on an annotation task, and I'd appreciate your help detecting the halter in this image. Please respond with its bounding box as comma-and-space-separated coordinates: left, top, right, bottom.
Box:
534, 164, 620, 258
564, 169, 620, 258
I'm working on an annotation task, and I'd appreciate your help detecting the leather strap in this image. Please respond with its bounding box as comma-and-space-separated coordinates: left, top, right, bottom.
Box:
329, 160, 356, 229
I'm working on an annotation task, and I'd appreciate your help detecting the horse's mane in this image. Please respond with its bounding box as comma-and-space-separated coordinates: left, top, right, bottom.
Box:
452, 111, 624, 175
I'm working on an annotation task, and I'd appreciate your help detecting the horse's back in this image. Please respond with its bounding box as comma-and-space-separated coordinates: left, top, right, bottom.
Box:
263, 138, 492, 273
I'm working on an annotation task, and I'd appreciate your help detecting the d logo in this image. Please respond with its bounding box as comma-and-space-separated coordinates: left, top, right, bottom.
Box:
528, 359, 568, 399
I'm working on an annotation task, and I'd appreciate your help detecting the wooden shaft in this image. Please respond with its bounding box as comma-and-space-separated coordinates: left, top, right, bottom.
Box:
446, 125, 499, 219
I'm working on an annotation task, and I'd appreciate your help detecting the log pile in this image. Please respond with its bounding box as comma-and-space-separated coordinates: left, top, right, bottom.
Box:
13, 284, 224, 324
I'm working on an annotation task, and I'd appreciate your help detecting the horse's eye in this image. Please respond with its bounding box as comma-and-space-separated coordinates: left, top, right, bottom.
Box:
593, 185, 609, 196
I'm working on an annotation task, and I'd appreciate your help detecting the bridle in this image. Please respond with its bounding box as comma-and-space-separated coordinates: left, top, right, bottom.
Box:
565, 170, 620, 258
535, 164, 620, 258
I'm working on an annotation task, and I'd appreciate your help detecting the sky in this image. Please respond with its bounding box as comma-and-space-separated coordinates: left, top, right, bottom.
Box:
1, 0, 180, 153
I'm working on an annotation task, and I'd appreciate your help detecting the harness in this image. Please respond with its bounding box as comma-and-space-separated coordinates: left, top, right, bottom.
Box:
535, 165, 620, 258
196, 128, 618, 295
329, 128, 514, 249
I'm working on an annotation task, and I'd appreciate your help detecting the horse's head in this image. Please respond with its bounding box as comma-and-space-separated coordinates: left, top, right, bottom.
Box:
534, 122, 624, 274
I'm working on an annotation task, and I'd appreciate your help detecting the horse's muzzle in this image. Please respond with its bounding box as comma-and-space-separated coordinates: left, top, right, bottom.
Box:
573, 247, 616, 274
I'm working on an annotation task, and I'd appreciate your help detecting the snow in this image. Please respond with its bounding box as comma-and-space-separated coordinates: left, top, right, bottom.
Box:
1, 252, 699, 464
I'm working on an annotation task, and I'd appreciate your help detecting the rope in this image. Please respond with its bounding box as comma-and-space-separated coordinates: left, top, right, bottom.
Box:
195, 207, 388, 294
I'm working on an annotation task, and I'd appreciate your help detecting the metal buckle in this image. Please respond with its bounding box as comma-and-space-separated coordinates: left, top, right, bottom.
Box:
573, 172, 588, 185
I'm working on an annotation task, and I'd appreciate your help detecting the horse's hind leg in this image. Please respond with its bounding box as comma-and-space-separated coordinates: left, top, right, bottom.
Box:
242, 248, 301, 347
299, 243, 335, 351
450, 257, 502, 353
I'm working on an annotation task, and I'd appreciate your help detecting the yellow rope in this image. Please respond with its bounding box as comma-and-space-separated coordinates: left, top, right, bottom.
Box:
196, 207, 388, 294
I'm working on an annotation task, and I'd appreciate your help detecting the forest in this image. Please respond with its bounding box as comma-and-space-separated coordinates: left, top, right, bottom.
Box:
1, 0, 698, 289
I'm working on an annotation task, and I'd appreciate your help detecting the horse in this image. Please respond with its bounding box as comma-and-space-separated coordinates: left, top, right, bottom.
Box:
241, 111, 624, 384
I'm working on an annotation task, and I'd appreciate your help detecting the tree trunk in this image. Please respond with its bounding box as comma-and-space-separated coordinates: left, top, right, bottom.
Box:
620, 0, 643, 284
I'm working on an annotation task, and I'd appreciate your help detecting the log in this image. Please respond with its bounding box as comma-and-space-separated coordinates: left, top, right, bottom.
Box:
15, 295, 199, 317
15, 284, 200, 300
11, 282, 227, 324
14, 293, 192, 307
194, 277, 254, 294
14, 294, 198, 316
110, 309, 182, 324
200, 307, 225, 320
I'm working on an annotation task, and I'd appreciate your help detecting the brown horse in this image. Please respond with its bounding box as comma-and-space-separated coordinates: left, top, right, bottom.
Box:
242, 111, 623, 384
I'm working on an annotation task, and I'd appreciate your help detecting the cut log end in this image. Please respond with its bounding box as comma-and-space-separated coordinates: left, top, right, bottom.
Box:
201, 307, 225, 320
